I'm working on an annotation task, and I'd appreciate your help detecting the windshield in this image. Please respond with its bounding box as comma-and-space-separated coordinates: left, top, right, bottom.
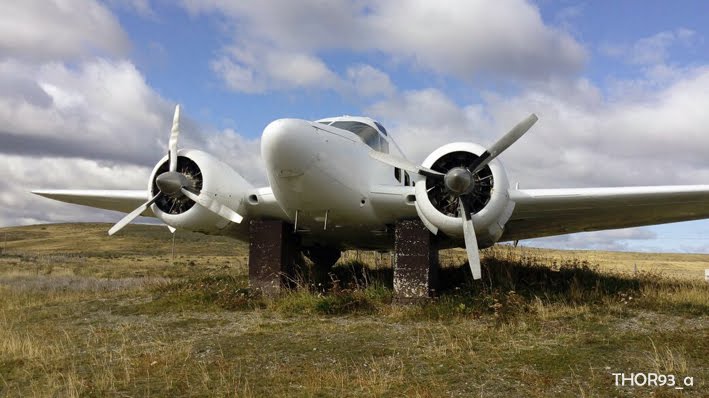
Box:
330, 121, 388, 152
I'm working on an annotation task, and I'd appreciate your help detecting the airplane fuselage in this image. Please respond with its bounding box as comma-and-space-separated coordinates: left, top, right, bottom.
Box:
256, 117, 417, 249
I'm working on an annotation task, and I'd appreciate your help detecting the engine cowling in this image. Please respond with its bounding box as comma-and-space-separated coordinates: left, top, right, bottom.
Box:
414, 142, 515, 248
148, 148, 253, 233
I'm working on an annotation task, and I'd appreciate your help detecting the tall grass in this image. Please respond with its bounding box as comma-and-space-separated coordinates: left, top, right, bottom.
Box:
131, 245, 708, 322
1, 238, 706, 397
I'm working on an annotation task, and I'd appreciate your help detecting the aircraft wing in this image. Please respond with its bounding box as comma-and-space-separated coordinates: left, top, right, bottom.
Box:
32, 190, 154, 217
500, 185, 709, 242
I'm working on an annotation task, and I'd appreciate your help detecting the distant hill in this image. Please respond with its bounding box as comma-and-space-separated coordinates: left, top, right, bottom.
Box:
0, 223, 247, 257
1, 223, 707, 279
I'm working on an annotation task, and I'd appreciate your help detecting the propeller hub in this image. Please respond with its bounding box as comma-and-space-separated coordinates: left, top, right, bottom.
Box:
155, 171, 189, 196
444, 167, 475, 195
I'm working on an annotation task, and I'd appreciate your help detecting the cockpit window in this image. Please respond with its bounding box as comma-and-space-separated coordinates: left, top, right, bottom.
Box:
374, 122, 388, 136
330, 121, 388, 153
317, 121, 332, 126
330, 121, 372, 136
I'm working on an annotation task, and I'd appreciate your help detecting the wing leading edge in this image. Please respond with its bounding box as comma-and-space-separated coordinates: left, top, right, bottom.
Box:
501, 185, 709, 242
32, 190, 154, 217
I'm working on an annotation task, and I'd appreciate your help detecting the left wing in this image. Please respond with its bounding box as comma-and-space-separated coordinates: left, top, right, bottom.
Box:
500, 185, 709, 242
32, 190, 154, 217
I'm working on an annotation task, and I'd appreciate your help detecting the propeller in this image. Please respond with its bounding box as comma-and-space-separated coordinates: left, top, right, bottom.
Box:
468, 114, 538, 174
369, 151, 444, 178
460, 198, 481, 279
169, 105, 180, 172
369, 113, 537, 279
108, 105, 243, 236
108, 193, 162, 236
180, 187, 243, 223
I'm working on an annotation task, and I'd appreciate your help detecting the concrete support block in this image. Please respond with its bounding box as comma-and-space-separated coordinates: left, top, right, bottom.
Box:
248, 220, 298, 295
393, 219, 438, 302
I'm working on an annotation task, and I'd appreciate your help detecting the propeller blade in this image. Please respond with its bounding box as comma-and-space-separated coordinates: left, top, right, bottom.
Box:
369, 151, 444, 178
169, 104, 181, 172
470, 113, 537, 174
459, 197, 481, 280
166, 225, 176, 234
109, 193, 162, 236
180, 188, 243, 224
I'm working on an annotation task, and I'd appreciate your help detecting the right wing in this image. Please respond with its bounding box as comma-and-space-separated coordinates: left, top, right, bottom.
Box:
32, 190, 154, 217
500, 185, 709, 242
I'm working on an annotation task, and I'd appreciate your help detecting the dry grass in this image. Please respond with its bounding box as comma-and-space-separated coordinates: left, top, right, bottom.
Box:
512, 245, 709, 280
0, 223, 707, 397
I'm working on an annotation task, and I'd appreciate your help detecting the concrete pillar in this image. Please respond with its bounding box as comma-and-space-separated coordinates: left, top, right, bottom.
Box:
248, 220, 299, 295
393, 219, 438, 302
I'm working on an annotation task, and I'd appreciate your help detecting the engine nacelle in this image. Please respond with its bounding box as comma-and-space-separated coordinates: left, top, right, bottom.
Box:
415, 142, 515, 248
148, 148, 253, 234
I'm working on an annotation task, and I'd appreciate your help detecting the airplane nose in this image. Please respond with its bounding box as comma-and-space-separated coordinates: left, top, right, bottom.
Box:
261, 118, 320, 178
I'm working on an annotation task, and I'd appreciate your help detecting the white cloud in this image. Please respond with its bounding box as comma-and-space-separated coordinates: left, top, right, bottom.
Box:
630, 28, 695, 65
600, 28, 697, 66
523, 228, 658, 252
0, 2, 268, 227
212, 42, 396, 98
364, 0, 585, 80
211, 44, 341, 93
265, 52, 338, 88
180, 0, 361, 50
211, 56, 263, 93
0, 59, 169, 165
368, 67, 709, 190
0, 56, 267, 226
367, 88, 477, 155
203, 129, 265, 185
186, 0, 586, 92
0, 0, 129, 62
106, 0, 156, 19
347, 65, 395, 98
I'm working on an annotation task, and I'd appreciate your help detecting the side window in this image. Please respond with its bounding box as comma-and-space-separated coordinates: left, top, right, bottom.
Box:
394, 167, 401, 182
404, 172, 410, 186
379, 137, 389, 154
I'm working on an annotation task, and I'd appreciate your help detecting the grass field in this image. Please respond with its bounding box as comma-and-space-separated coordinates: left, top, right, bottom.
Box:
0, 223, 707, 397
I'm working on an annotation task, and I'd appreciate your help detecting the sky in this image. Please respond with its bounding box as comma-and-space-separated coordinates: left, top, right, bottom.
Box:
3, 0, 709, 253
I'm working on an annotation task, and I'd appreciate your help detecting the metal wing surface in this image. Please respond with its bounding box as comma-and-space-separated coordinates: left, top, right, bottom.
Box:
501, 185, 709, 242
32, 190, 155, 217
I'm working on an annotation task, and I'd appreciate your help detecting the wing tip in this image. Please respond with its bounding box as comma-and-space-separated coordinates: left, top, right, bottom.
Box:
31, 190, 51, 198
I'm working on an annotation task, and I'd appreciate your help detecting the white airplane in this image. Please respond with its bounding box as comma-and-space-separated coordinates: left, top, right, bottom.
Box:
34, 105, 709, 280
